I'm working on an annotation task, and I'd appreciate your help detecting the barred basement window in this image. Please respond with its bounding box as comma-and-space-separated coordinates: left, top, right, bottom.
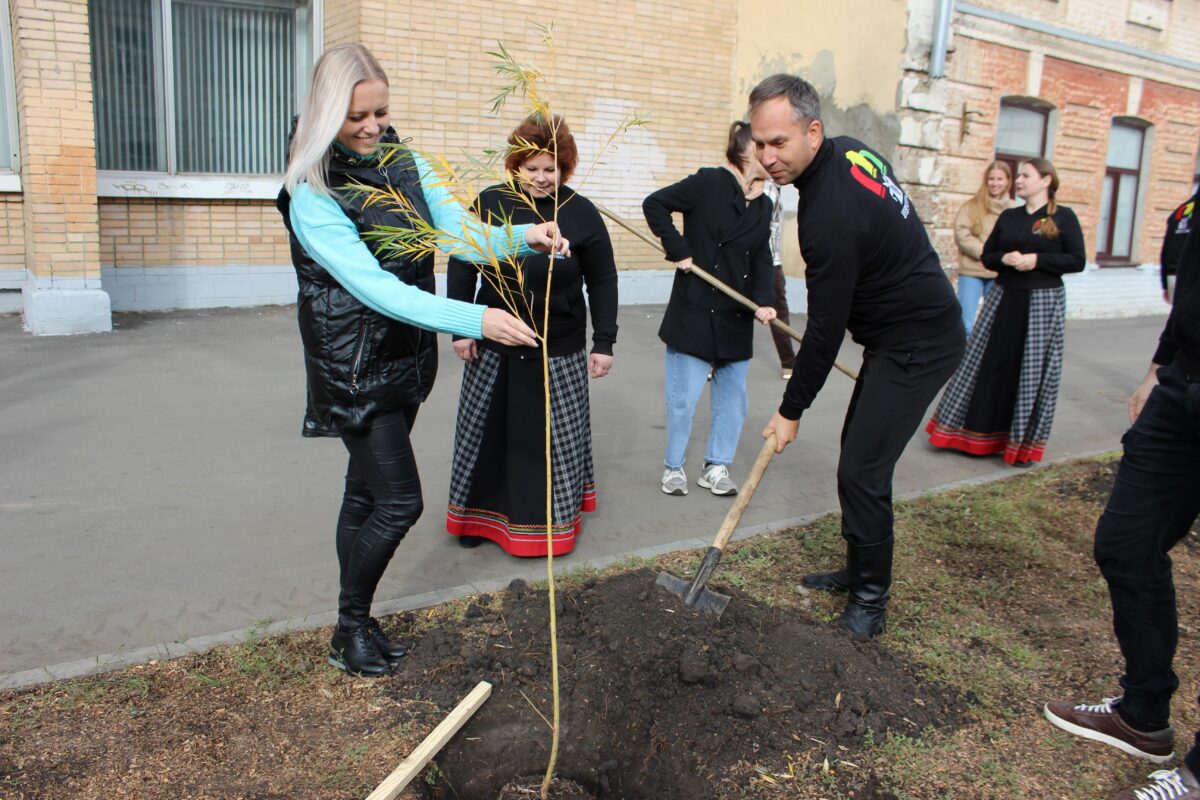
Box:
90, 0, 315, 176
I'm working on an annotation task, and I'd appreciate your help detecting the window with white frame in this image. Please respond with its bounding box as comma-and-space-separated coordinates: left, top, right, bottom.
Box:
1096, 120, 1149, 263
90, 0, 315, 177
0, 0, 19, 177
995, 99, 1051, 197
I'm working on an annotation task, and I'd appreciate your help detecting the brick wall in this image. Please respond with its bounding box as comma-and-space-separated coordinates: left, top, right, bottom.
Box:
10, 0, 100, 283
0, 195, 25, 272
99, 200, 290, 268
901, 21, 1200, 274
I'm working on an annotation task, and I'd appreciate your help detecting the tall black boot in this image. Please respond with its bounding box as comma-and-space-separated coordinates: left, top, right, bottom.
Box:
838, 537, 892, 640
802, 543, 859, 592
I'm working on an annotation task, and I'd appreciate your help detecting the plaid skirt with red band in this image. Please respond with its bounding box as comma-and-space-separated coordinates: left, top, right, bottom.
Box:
926, 284, 1066, 465
447, 347, 596, 557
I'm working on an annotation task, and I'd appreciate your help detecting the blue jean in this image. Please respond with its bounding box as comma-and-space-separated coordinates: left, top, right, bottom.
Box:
957, 274, 994, 336
663, 346, 749, 469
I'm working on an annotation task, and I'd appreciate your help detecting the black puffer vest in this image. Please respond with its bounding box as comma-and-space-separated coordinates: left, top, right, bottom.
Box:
277, 131, 438, 437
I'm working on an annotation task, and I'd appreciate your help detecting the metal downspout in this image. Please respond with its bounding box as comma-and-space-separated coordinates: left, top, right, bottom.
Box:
930, 0, 954, 78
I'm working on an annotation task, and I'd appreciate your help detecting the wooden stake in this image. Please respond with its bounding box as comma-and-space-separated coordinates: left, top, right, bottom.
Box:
365, 681, 493, 800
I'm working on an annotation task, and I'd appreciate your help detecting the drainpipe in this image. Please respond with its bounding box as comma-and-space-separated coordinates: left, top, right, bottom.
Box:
930, 0, 954, 78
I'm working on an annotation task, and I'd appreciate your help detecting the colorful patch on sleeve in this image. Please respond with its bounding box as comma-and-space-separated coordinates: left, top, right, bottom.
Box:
844, 149, 910, 219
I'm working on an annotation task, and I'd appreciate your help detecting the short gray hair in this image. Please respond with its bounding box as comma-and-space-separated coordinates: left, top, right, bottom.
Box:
749, 74, 822, 125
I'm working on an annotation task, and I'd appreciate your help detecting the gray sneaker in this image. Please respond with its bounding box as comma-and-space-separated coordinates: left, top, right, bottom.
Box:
1113, 768, 1200, 800
698, 463, 738, 496
661, 467, 688, 496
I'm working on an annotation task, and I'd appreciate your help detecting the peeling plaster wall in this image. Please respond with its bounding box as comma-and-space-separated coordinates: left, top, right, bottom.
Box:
732, 0, 908, 274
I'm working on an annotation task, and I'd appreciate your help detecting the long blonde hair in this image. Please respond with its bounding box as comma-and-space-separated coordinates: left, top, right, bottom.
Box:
1024, 157, 1061, 240
965, 161, 1011, 237
284, 44, 388, 197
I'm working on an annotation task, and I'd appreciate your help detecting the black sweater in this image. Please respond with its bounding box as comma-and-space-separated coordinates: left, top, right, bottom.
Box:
643, 167, 773, 363
1160, 190, 1198, 288
446, 184, 618, 357
1153, 228, 1200, 374
981, 204, 1086, 289
781, 136, 959, 420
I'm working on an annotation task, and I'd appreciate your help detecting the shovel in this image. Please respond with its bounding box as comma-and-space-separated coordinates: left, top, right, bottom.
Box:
595, 203, 859, 381
655, 432, 778, 618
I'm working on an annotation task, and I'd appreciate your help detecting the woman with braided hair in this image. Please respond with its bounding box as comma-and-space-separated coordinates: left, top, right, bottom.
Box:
927, 157, 1086, 466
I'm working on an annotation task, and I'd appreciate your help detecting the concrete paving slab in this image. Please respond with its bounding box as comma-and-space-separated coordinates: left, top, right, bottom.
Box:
0, 305, 1165, 686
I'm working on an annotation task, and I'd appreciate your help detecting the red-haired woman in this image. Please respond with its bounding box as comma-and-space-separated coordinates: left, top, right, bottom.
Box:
927, 158, 1086, 466
445, 115, 619, 556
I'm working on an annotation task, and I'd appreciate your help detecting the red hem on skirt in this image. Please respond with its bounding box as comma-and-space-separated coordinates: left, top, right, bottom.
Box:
446, 489, 597, 557
926, 419, 1046, 464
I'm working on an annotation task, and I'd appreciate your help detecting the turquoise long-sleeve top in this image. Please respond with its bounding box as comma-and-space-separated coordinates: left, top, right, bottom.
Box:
288, 151, 537, 340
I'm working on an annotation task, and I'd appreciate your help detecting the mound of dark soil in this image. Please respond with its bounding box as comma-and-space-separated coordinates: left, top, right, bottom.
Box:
386, 569, 965, 799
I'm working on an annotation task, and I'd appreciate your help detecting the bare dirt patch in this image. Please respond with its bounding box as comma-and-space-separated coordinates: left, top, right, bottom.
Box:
4, 457, 1199, 799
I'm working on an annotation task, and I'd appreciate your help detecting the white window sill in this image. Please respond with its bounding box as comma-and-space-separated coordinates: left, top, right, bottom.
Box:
97, 173, 282, 200
0, 173, 22, 193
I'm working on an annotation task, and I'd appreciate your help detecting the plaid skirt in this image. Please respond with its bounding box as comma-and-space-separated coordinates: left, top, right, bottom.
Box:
926, 284, 1066, 464
446, 348, 596, 556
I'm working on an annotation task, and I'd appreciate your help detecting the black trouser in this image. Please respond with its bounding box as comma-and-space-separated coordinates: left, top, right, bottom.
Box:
770, 266, 796, 370
336, 406, 424, 628
837, 326, 965, 578
1093, 362, 1200, 769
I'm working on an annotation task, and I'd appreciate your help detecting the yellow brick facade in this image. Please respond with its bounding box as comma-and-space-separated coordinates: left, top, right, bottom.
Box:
10, 0, 100, 283
2, 0, 1197, 328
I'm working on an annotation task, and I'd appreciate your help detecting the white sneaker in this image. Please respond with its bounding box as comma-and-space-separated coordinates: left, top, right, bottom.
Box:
698, 463, 738, 496
781, 368, 793, 380
661, 467, 687, 496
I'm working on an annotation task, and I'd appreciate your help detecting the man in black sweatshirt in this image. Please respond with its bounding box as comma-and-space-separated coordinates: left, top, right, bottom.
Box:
1043, 228, 1200, 800
750, 74, 964, 639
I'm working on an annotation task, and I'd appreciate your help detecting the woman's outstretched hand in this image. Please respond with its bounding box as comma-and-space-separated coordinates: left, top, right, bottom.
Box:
525, 222, 571, 258
481, 308, 538, 347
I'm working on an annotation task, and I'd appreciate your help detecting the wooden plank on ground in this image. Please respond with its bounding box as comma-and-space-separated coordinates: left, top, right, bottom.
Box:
365, 680, 493, 800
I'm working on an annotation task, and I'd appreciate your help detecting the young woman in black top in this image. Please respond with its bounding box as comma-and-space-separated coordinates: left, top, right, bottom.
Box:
445, 115, 619, 556
927, 157, 1086, 466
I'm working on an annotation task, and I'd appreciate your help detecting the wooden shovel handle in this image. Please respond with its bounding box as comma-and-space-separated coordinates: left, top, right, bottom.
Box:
710, 433, 778, 554
595, 202, 859, 381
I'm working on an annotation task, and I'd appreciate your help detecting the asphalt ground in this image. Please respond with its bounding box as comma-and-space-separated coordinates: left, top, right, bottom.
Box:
0, 305, 1163, 687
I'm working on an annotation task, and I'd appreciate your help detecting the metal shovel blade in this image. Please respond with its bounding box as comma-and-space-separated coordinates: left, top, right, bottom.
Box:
654, 569, 731, 619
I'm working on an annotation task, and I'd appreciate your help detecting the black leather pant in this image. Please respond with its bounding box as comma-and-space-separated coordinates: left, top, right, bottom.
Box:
336, 406, 424, 627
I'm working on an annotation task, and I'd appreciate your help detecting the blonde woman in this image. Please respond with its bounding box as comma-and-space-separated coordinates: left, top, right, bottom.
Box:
954, 161, 1012, 335
928, 158, 1085, 467
277, 44, 566, 677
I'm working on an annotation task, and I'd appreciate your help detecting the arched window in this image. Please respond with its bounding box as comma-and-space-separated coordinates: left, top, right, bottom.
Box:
1096, 118, 1151, 264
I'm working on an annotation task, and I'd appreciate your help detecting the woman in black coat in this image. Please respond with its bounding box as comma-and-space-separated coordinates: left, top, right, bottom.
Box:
643, 121, 776, 497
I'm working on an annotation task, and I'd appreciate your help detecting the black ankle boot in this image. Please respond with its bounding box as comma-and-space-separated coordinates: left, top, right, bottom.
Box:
329, 623, 392, 677
837, 537, 892, 640
803, 542, 858, 592
365, 617, 408, 663
458, 535, 485, 549
802, 569, 850, 592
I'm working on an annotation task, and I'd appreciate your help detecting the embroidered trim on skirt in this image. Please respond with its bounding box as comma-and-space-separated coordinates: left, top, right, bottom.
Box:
926, 284, 1065, 464
447, 348, 596, 556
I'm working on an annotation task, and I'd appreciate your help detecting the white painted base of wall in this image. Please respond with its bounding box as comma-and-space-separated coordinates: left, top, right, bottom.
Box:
101, 266, 298, 311
94, 263, 1171, 324
22, 284, 113, 335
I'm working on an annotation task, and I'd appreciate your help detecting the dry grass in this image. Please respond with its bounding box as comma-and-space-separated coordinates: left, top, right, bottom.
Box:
4, 457, 1197, 799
